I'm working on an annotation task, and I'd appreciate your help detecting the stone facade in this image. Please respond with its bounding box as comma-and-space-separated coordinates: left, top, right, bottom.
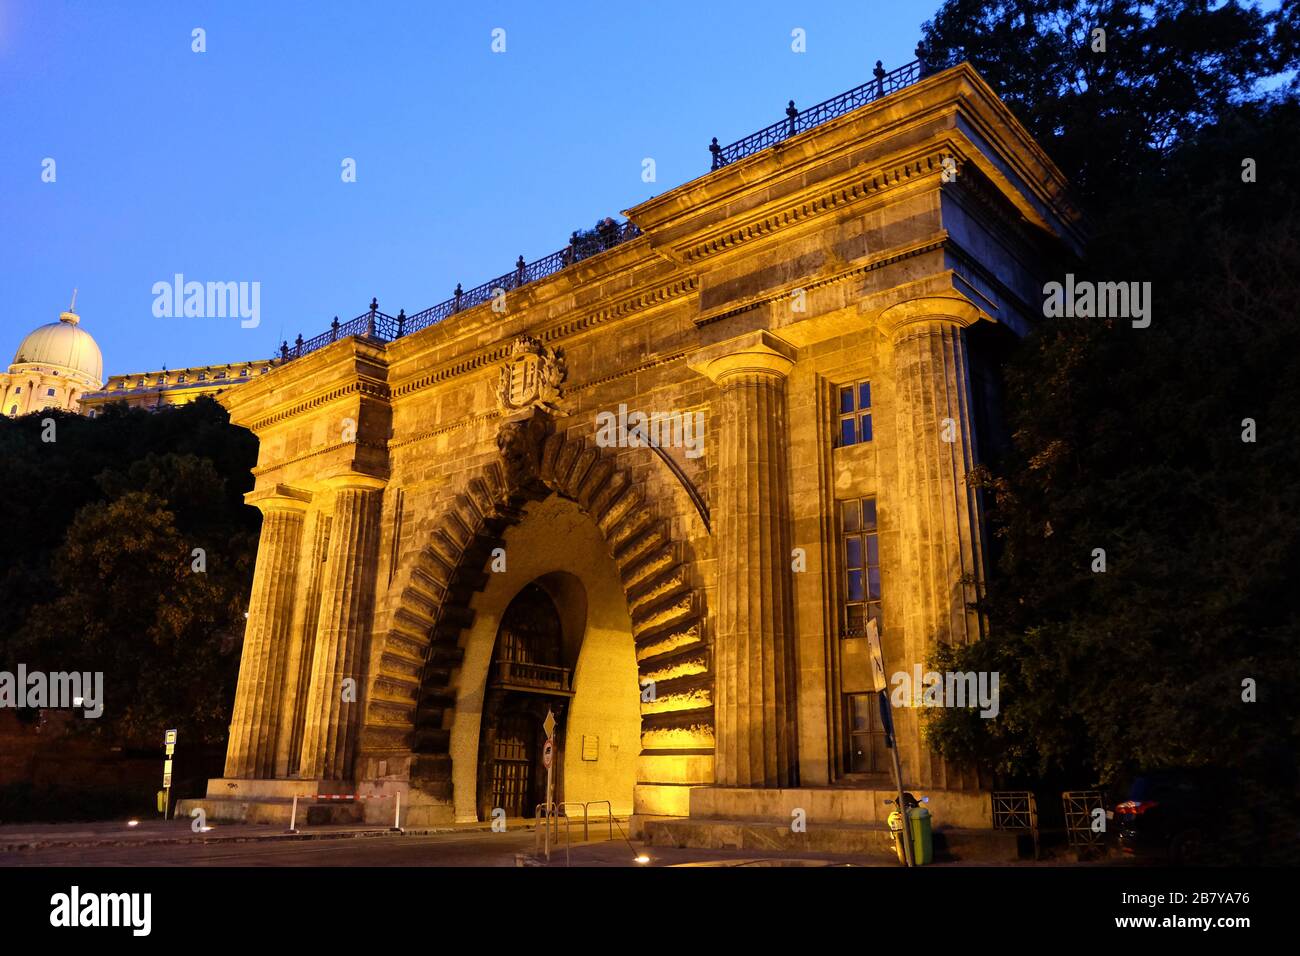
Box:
190, 64, 1082, 831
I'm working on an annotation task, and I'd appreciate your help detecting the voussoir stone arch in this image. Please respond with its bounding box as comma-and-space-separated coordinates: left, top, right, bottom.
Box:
358, 421, 714, 810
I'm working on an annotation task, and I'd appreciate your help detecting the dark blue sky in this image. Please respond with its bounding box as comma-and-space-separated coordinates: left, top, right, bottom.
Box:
1, 1, 937, 375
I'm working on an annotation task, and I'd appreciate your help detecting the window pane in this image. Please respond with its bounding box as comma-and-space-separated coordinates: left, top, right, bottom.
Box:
867, 604, 883, 630
839, 417, 856, 447
845, 536, 863, 569
859, 381, 872, 409
839, 386, 855, 414
841, 499, 860, 532
859, 413, 873, 442
845, 603, 864, 636
861, 498, 877, 531
847, 570, 865, 602
850, 696, 871, 731
871, 734, 891, 769
865, 534, 880, 567
849, 740, 869, 773
868, 568, 882, 600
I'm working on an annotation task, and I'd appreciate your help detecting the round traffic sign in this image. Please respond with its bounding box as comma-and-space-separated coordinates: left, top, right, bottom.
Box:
542, 738, 554, 769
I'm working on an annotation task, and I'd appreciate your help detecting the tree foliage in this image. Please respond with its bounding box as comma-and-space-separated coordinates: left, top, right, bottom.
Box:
916, 2, 1300, 788
0, 398, 259, 747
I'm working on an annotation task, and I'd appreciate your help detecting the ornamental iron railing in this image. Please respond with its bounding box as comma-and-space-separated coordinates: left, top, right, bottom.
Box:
279, 59, 925, 364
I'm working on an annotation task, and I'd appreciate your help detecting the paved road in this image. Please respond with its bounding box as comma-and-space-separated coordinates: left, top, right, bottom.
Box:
1, 829, 543, 867
0, 827, 913, 867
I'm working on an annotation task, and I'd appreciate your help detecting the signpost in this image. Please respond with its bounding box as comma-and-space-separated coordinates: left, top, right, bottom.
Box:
542, 709, 557, 860
162, 728, 177, 820
866, 620, 914, 867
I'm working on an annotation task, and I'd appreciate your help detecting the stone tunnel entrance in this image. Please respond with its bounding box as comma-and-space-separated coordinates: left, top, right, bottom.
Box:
476, 582, 565, 821
451, 495, 642, 823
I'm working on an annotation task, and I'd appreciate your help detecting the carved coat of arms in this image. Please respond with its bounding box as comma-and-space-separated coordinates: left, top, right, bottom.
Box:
495, 335, 566, 414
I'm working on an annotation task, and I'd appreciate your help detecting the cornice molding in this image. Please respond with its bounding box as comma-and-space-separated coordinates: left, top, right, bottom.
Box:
387, 276, 697, 401
388, 410, 500, 452
678, 145, 963, 268
695, 234, 948, 328
245, 377, 389, 433
250, 438, 388, 477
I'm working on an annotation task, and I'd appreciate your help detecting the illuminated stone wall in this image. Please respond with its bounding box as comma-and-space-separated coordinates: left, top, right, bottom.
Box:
195, 63, 1082, 826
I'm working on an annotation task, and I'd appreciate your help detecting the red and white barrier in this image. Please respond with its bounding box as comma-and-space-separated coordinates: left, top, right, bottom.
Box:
287, 791, 403, 833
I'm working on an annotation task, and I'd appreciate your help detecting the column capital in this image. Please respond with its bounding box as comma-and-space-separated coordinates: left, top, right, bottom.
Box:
879, 295, 982, 340
319, 469, 388, 492
687, 330, 798, 386
244, 484, 312, 514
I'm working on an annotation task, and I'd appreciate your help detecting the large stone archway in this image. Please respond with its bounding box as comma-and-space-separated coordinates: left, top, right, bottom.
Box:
194, 63, 1082, 837
358, 412, 714, 823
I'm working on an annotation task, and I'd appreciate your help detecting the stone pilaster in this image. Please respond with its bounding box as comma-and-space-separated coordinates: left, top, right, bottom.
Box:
274, 509, 330, 777
880, 295, 987, 789
691, 331, 799, 788
298, 475, 385, 782
224, 486, 311, 779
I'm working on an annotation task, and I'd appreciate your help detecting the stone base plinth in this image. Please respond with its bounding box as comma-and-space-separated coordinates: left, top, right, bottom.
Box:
688, 785, 994, 830
641, 817, 1019, 862
178, 778, 349, 825
179, 777, 457, 827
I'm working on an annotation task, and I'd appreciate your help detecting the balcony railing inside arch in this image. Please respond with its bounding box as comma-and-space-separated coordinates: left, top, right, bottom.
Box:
278, 58, 925, 364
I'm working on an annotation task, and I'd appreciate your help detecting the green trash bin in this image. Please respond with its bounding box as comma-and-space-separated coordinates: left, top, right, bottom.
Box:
908, 807, 933, 865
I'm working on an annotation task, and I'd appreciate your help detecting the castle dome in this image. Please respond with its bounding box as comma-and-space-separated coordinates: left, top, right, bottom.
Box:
12, 308, 103, 384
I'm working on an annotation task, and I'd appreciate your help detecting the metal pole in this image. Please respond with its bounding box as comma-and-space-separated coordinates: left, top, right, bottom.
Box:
882, 690, 915, 867
392, 792, 402, 832
288, 794, 298, 834
544, 756, 554, 862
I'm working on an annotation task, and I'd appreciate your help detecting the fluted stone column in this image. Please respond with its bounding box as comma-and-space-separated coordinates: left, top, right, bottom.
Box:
880, 295, 987, 789
274, 510, 330, 777
298, 475, 385, 782
691, 331, 799, 788
224, 488, 310, 778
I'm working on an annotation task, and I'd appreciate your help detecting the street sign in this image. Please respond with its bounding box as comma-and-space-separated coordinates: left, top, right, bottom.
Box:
865, 618, 887, 692
161, 728, 177, 820
541, 708, 559, 861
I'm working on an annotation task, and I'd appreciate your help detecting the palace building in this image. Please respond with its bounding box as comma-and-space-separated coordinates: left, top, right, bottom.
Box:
186, 61, 1083, 839
3, 302, 103, 417
79, 360, 279, 416
3, 302, 276, 419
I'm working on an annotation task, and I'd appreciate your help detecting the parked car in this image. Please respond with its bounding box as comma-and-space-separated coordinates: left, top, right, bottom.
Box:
1115, 769, 1236, 863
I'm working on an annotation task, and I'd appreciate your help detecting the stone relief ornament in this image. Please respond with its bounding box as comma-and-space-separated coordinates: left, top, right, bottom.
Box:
495, 335, 567, 414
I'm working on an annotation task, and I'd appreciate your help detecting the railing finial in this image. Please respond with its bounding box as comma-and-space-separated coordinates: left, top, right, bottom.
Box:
709, 137, 722, 170
786, 100, 798, 137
